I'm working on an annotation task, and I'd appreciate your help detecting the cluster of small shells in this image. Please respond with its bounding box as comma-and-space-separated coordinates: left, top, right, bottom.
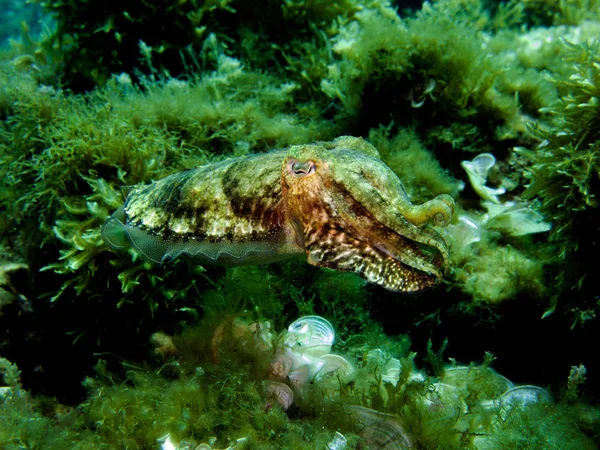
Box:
270, 318, 419, 450
155, 316, 555, 450
459, 153, 551, 238
159, 434, 248, 450
264, 315, 355, 411
282, 315, 354, 382
337, 349, 553, 449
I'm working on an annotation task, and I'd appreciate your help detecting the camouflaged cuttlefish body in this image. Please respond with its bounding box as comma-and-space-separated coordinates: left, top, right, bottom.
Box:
102, 136, 455, 292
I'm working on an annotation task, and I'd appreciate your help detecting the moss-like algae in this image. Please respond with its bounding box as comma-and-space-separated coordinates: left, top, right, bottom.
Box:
520, 41, 600, 261
2, 0, 600, 447
0, 0, 571, 311
5, 311, 596, 449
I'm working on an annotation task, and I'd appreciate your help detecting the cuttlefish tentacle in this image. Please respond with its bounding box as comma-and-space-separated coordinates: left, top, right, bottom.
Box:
302, 223, 442, 292
281, 148, 449, 291
102, 136, 455, 292
284, 141, 453, 281
319, 143, 454, 266
334, 192, 452, 274
403, 194, 455, 227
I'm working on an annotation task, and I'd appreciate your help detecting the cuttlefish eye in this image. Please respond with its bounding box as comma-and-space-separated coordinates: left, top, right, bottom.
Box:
288, 159, 316, 177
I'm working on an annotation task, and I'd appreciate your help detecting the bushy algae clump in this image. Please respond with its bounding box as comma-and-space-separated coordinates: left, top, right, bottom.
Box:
30, 0, 363, 92
4, 0, 590, 312
1, 0, 600, 447
518, 41, 600, 297
0, 49, 332, 301
319, 0, 559, 152
3, 313, 597, 449
0, 355, 104, 449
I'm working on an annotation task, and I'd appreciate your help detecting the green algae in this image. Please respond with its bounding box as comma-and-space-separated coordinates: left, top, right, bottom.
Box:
0, 0, 570, 310
4, 312, 597, 449
0, 53, 332, 308
519, 41, 600, 263
1, 0, 600, 448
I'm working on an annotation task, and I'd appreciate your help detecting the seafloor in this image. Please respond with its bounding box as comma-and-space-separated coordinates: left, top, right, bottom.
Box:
1, 0, 599, 448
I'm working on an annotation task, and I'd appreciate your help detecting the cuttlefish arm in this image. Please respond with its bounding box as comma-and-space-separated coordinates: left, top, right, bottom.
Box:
102, 136, 454, 292
282, 136, 454, 292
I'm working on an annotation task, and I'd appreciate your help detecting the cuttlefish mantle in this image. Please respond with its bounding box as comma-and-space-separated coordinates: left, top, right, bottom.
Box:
102, 136, 454, 292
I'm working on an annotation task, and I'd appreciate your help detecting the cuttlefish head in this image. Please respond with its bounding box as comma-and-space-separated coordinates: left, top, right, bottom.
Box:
281, 136, 454, 292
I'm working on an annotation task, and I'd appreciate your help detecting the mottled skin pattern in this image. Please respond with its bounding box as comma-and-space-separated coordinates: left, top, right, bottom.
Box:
102, 136, 454, 292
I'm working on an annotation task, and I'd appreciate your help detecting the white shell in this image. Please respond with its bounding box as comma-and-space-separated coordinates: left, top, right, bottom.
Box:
366, 349, 401, 386
346, 405, 416, 449
441, 365, 514, 393
263, 380, 294, 410
157, 434, 177, 450
315, 354, 355, 381
500, 385, 552, 409
284, 315, 334, 357
461, 153, 506, 204
483, 200, 552, 236
452, 213, 483, 246
327, 431, 347, 450
467, 153, 496, 179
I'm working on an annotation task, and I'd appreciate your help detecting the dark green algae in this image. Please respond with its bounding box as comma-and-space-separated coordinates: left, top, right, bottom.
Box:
1, 0, 600, 448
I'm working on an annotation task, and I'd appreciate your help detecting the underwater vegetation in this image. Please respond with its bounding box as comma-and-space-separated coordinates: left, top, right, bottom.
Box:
30, 0, 363, 92
4, 0, 584, 309
517, 40, 600, 311
1, 0, 600, 447
1, 315, 598, 449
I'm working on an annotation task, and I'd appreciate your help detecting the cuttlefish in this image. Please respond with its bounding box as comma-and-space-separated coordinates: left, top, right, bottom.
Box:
102, 136, 454, 292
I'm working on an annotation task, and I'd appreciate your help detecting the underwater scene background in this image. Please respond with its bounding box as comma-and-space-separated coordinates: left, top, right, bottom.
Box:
1, 0, 600, 448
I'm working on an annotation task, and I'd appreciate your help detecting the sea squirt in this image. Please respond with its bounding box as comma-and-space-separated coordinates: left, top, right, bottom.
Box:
102, 136, 454, 292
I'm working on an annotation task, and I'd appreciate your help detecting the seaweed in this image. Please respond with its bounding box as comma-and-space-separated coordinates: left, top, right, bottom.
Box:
518, 40, 600, 306
1, 0, 600, 447
31, 0, 363, 92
